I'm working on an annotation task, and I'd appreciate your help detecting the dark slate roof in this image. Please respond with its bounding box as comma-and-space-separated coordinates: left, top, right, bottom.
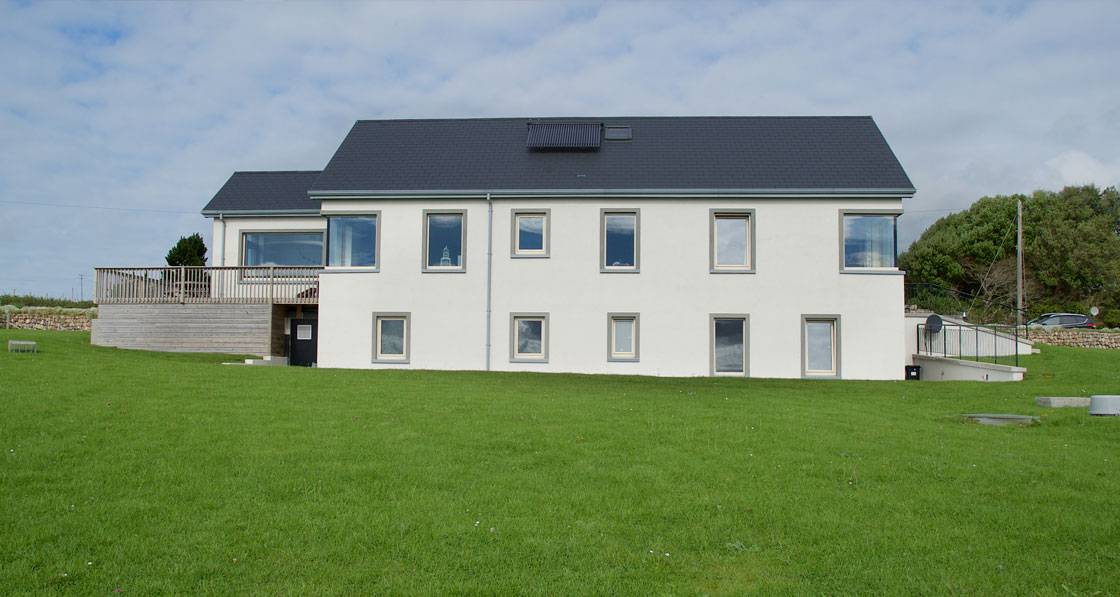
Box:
201, 171, 321, 214
310, 116, 914, 195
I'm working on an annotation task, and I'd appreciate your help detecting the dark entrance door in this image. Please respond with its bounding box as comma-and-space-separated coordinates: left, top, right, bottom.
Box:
289, 318, 318, 367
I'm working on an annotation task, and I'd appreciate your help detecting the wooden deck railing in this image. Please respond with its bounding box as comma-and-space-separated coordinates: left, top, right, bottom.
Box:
94, 266, 321, 305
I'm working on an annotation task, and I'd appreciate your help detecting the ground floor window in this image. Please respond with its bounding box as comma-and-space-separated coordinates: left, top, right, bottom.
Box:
510, 313, 548, 362
802, 316, 840, 378
608, 313, 639, 361
711, 315, 748, 375
373, 313, 410, 363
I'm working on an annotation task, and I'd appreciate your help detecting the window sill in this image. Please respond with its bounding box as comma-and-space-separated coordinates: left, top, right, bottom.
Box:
710, 268, 756, 275
600, 268, 641, 274
322, 266, 379, 274
839, 268, 904, 275
372, 358, 410, 365
511, 253, 550, 259
801, 373, 841, 380
608, 357, 639, 363
510, 357, 548, 363
421, 268, 467, 274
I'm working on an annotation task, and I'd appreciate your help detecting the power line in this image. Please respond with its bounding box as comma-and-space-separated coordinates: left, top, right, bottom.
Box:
0, 199, 197, 215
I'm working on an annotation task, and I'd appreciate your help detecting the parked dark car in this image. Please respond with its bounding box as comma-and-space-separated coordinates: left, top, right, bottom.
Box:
1027, 313, 1096, 329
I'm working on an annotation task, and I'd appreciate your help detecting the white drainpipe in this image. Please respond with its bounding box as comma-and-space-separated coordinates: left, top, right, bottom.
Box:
485, 193, 494, 371
218, 213, 227, 266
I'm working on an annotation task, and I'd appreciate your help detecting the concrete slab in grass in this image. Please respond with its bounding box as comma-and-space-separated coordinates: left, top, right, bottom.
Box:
1035, 396, 1091, 408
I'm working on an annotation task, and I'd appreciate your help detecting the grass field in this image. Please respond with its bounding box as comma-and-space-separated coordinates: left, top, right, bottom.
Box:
1, 330, 1118, 594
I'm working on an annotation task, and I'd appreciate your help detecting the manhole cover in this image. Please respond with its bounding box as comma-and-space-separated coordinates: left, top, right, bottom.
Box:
962, 413, 1039, 426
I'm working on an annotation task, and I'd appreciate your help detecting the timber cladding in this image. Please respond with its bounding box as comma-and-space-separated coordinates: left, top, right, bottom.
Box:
91, 304, 273, 356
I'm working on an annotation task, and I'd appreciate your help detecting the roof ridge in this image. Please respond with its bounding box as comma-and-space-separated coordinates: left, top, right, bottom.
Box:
353, 115, 875, 124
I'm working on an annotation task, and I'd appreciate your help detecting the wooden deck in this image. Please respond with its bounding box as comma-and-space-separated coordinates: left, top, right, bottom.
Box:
94, 266, 320, 305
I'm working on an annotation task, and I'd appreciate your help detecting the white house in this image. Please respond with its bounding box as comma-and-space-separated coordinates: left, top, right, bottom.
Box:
95, 117, 916, 380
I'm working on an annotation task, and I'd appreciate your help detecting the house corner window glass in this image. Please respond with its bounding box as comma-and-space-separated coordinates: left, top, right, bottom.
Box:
513, 211, 548, 257
425, 212, 465, 271
373, 314, 409, 362
512, 314, 548, 362
712, 317, 747, 375
328, 215, 378, 267
602, 211, 638, 271
804, 318, 838, 377
242, 231, 324, 267
843, 214, 897, 268
609, 314, 638, 361
712, 211, 752, 271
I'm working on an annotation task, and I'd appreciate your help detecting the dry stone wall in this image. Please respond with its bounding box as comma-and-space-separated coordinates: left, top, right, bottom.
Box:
1, 307, 95, 332
1028, 328, 1120, 349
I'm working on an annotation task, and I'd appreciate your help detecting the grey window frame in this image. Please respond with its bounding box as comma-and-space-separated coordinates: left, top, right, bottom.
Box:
326, 212, 381, 271
509, 312, 549, 363
372, 312, 411, 364
239, 229, 326, 268
600, 208, 640, 273
801, 314, 841, 379
607, 312, 640, 362
709, 314, 750, 377
709, 208, 756, 273
839, 209, 902, 274
422, 209, 468, 273
510, 208, 551, 258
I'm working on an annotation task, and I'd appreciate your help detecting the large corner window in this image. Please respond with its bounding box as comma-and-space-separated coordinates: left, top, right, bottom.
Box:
328, 215, 378, 268
242, 231, 324, 276
841, 212, 898, 270
424, 210, 466, 272
710, 210, 754, 272
711, 315, 748, 376
601, 210, 639, 272
373, 313, 410, 363
511, 210, 549, 258
608, 313, 639, 362
510, 313, 548, 362
802, 316, 840, 378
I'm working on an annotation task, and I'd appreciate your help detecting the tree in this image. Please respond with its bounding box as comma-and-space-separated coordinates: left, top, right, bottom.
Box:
900, 185, 1120, 323
165, 233, 208, 267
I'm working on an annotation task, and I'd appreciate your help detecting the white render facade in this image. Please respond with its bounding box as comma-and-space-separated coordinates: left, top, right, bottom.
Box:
211, 196, 906, 379
195, 117, 915, 379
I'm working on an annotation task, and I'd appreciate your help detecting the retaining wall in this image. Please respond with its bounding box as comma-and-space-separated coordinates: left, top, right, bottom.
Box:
1027, 329, 1120, 349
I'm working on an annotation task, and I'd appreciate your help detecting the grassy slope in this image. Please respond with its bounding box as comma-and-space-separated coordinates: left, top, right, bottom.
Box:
1, 330, 1117, 595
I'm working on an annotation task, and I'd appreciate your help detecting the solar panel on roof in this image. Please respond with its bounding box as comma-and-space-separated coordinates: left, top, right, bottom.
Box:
526, 122, 602, 151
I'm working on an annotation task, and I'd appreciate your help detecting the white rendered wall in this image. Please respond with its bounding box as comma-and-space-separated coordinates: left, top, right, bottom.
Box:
313, 197, 906, 380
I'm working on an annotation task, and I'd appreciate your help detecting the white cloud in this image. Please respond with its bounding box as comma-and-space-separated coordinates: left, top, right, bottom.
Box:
1044, 150, 1120, 188
1, 1, 1118, 296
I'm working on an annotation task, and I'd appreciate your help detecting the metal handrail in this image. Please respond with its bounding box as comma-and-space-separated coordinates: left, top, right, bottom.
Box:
94, 266, 321, 305
916, 320, 1021, 367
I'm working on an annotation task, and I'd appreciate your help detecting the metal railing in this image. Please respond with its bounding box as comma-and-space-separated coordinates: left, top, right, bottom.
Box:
916, 321, 1022, 367
94, 266, 321, 305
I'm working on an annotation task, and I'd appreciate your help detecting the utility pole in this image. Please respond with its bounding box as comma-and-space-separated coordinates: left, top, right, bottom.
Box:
1016, 198, 1024, 326
78, 274, 85, 302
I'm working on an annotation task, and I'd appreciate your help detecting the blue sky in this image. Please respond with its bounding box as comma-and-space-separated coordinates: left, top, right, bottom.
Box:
1, 1, 1118, 298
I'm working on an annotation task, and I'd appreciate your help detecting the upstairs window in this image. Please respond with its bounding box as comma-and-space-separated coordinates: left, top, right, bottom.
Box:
601, 210, 639, 272
512, 210, 549, 257
842, 212, 898, 269
710, 210, 754, 272
327, 215, 378, 268
424, 210, 466, 272
242, 231, 323, 276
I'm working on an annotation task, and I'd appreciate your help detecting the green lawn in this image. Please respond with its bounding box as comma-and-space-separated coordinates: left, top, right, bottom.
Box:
2, 330, 1118, 595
